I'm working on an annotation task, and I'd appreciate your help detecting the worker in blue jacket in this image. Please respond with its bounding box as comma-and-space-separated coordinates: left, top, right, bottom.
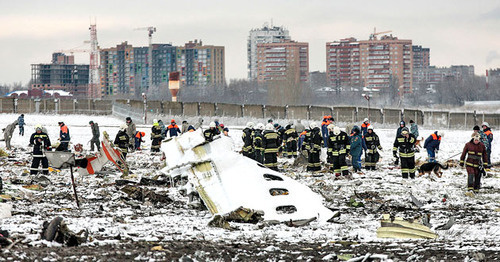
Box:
350, 126, 363, 173
423, 131, 444, 162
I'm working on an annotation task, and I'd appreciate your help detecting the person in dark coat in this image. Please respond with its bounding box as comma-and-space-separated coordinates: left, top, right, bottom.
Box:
253, 123, 265, 164
460, 133, 488, 192
263, 123, 280, 171
125, 117, 136, 150
396, 121, 406, 137
115, 124, 130, 159
89, 121, 100, 151
166, 119, 181, 138
283, 124, 298, 158
203, 122, 218, 142
151, 121, 162, 152
481, 122, 493, 169
18, 114, 25, 136
350, 126, 363, 172
307, 122, 322, 172
364, 125, 382, 170
327, 125, 350, 177
423, 131, 444, 163
393, 127, 417, 179
56, 122, 70, 151
29, 124, 51, 175
242, 122, 255, 159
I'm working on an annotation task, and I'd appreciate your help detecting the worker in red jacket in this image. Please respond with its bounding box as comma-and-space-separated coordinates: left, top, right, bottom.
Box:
460, 133, 488, 193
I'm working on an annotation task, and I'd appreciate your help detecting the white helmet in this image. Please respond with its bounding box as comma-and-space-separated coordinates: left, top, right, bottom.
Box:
482, 122, 489, 127
265, 123, 274, 131
333, 126, 341, 136
209, 122, 216, 128
256, 123, 265, 130
364, 118, 369, 122
327, 124, 335, 131
153, 119, 158, 124
309, 122, 318, 129
437, 130, 445, 137
35, 124, 42, 131
246, 122, 255, 129
120, 124, 127, 131
367, 125, 374, 130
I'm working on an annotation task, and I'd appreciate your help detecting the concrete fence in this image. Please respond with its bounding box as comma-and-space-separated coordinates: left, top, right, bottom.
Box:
0, 97, 497, 129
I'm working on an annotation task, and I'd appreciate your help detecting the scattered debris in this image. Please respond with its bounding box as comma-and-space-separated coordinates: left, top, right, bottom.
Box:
410, 193, 424, 208
376, 214, 438, 239
348, 196, 364, 208
120, 185, 172, 204
208, 215, 235, 230
225, 207, 264, 223
139, 177, 170, 186
0, 229, 11, 247
22, 184, 43, 191
0, 203, 12, 219
41, 217, 88, 246
435, 216, 456, 230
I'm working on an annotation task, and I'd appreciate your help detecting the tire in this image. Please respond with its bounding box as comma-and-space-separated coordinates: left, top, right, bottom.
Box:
42, 217, 63, 241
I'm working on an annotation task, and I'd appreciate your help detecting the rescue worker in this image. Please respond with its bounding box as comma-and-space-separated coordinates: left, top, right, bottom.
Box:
364, 126, 382, 170
166, 119, 181, 138
393, 127, 417, 179
18, 114, 25, 136
396, 121, 406, 137
253, 123, 265, 164
114, 124, 130, 159
274, 123, 285, 151
262, 123, 280, 171
181, 120, 189, 133
151, 121, 162, 152
89, 121, 100, 152
350, 126, 363, 173
135, 131, 146, 150
473, 125, 488, 152
56, 122, 70, 151
158, 120, 166, 139
220, 124, 229, 136
460, 133, 488, 192
214, 119, 222, 135
409, 120, 419, 138
203, 122, 217, 142
307, 122, 322, 172
321, 116, 330, 148
125, 117, 136, 151
360, 118, 370, 137
298, 129, 308, 153
423, 131, 444, 162
29, 124, 51, 175
283, 124, 298, 158
3, 120, 18, 150
481, 122, 493, 168
242, 122, 255, 159
295, 119, 305, 134
327, 125, 350, 176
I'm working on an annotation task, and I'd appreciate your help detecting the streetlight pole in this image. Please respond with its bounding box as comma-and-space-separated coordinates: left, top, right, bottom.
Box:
142, 93, 147, 124
362, 93, 371, 120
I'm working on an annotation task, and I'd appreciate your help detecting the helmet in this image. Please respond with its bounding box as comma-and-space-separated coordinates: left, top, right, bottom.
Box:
153, 122, 159, 127
309, 122, 318, 129
473, 125, 480, 131
35, 124, 42, 131
220, 124, 225, 128
153, 119, 158, 124
400, 121, 405, 126
327, 124, 335, 131
256, 123, 264, 130
171, 119, 175, 123
437, 131, 445, 137
401, 127, 409, 135
364, 118, 369, 122
333, 126, 341, 135
89, 121, 94, 125
482, 122, 489, 127
265, 123, 275, 131
246, 122, 255, 129
209, 122, 216, 128
273, 123, 279, 128
367, 125, 374, 130
471, 133, 480, 139
126, 117, 132, 121
120, 124, 127, 131
352, 125, 360, 133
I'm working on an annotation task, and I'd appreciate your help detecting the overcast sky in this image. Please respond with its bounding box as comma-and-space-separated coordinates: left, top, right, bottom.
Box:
1, 0, 499, 85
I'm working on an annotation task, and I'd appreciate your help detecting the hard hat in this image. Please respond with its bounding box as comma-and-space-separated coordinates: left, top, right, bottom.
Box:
209, 122, 216, 128
120, 124, 127, 130
256, 123, 265, 130
437, 130, 445, 137
333, 126, 341, 135
482, 122, 489, 127
364, 118, 369, 122
352, 125, 360, 133
153, 119, 158, 124
35, 124, 42, 131
246, 122, 255, 128
265, 123, 274, 131
367, 125, 374, 130
401, 127, 409, 135
171, 119, 175, 123
327, 124, 335, 131
126, 117, 132, 121
309, 122, 318, 129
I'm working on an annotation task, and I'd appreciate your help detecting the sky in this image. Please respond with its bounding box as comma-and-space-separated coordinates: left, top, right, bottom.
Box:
1, 0, 499, 85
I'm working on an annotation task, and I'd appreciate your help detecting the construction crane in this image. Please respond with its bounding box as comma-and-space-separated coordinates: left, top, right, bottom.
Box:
54, 49, 89, 55
134, 26, 156, 92
369, 27, 392, 40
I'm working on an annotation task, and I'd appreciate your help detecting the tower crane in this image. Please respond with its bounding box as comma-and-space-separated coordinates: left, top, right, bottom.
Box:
134, 26, 156, 91
369, 27, 392, 40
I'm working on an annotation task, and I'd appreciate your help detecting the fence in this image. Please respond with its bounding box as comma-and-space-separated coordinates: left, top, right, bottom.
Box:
0, 97, 498, 129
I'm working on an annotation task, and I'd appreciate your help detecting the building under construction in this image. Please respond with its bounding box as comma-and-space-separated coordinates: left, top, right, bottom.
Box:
30, 53, 89, 97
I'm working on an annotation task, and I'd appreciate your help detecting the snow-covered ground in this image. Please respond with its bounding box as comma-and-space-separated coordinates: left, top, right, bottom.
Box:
0, 113, 499, 260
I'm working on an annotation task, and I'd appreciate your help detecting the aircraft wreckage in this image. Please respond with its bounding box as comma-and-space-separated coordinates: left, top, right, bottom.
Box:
159, 130, 335, 223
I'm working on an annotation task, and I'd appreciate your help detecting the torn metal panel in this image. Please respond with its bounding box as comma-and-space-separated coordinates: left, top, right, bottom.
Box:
77, 131, 128, 176
377, 214, 438, 239
161, 131, 334, 222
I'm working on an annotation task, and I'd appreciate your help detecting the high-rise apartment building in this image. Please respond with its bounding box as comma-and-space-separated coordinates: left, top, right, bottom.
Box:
176, 40, 225, 87
133, 44, 177, 92
256, 40, 309, 84
31, 53, 89, 97
326, 35, 413, 92
412, 45, 430, 84
248, 24, 291, 80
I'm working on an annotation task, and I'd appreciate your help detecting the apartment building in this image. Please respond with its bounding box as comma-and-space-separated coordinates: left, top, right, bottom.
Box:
176, 40, 225, 87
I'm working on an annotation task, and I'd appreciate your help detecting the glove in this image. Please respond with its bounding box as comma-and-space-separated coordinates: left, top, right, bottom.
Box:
459, 163, 464, 167
394, 157, 399, 165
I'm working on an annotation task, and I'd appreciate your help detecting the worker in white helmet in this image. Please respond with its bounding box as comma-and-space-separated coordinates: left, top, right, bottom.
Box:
203, 122, 218, 142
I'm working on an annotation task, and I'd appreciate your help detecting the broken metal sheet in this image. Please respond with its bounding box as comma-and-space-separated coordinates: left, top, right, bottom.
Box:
161, 131, 334, 223
435, 216, 456, 230
77, 131, 128, 176
376, 214, 438, 239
